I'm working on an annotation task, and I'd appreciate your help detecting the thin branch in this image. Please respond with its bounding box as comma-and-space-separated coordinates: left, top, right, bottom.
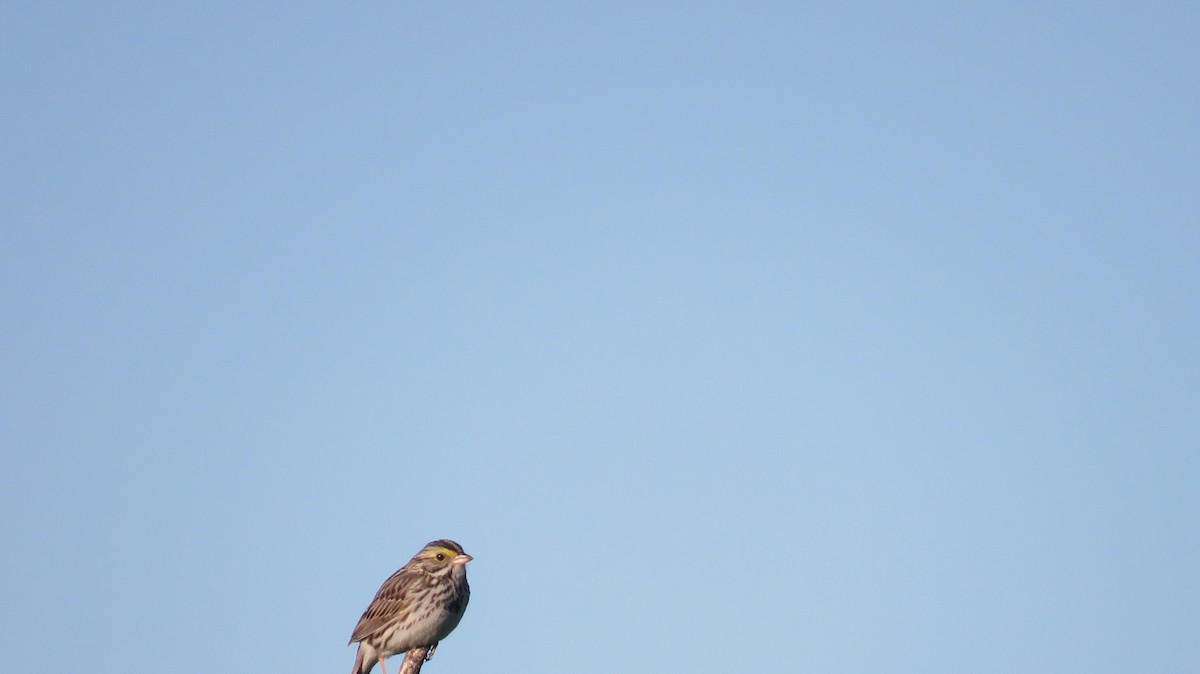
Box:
397, 646, 432, 674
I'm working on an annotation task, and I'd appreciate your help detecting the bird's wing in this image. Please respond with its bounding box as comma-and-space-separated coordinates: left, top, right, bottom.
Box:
348, 568, 418, 644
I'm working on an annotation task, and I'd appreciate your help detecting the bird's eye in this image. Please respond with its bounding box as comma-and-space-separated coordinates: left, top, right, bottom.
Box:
436, 553, 445, 561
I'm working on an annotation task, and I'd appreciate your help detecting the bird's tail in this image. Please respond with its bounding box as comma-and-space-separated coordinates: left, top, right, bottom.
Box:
351, 643, 376, 674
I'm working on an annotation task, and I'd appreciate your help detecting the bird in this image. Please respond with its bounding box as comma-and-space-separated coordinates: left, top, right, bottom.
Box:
348, 539, 473, 674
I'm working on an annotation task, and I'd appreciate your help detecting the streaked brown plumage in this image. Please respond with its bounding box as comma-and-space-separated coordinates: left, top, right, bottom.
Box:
349, 540, 472, 674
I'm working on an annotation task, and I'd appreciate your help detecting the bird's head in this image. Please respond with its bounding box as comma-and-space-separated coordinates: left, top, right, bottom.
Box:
413, 539, 473, 572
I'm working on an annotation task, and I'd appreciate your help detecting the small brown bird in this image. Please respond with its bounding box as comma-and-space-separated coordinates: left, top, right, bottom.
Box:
348, 540, 472, 674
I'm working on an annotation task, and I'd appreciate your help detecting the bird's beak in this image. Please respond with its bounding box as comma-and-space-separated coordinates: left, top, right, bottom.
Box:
452, 553, 473, 566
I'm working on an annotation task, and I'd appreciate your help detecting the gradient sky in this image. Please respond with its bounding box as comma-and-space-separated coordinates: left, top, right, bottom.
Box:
3, 3, 1198, 673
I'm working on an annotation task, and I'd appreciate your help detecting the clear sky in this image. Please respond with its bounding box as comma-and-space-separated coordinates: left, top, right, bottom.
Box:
2, 3, 1197, 673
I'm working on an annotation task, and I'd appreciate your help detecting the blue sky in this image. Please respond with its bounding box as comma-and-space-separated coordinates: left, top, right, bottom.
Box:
2, 2, 1198, 672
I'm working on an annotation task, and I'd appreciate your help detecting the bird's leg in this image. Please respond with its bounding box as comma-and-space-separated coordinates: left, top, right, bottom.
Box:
425, 643, 439, 661
377, 655, 388, 674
